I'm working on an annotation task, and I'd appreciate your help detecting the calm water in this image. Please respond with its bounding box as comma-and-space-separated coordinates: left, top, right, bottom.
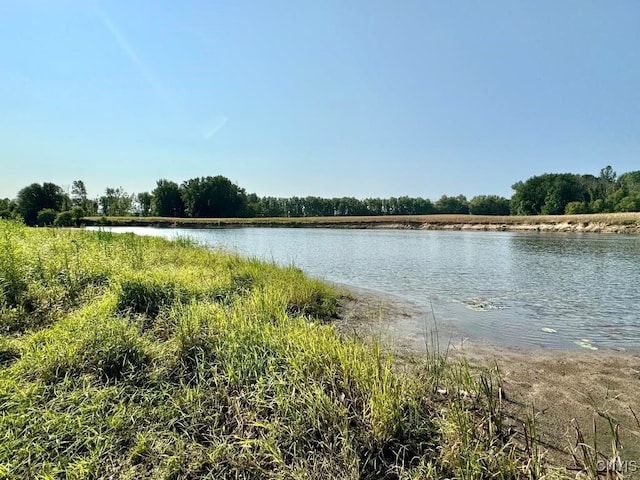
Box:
93, 227, 640, 351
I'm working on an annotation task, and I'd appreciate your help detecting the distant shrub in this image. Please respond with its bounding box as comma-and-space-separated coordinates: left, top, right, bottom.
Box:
468, 195, 511, 215
54, 210, 74, 227
589, 199, 606, 213
71, 206, 86, 224
36, 208, 57, 226
435, 195, 469, 214
564, 201, 589, 215
614, 195, 640, 212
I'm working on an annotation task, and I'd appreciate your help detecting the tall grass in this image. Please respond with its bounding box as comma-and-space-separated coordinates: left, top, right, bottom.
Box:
0, 219, 603, 478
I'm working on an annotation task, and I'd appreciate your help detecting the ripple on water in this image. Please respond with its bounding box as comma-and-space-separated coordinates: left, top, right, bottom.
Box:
89, 227, 640, 351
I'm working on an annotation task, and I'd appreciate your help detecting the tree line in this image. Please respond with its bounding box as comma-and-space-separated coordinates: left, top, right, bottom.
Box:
510, 166, 640, 215
1, 166, 638, 226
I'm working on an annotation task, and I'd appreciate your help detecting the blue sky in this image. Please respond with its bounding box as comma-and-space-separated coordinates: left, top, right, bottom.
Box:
1, 0, 638, 200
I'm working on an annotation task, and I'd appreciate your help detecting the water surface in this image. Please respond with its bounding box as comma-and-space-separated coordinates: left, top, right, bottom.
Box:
92, 227, 640, 350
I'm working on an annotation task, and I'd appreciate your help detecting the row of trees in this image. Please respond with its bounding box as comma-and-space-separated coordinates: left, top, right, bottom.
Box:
249, 194, 510, 217
2, 167, 639, 225
1, 177, 510, 225
0, 181, 94, 227
0, 177, 258, 226
131, 177, 508, 218
511, 167, 640, 215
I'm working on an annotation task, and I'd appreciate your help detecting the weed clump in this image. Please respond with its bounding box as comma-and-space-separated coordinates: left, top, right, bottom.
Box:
116, 275, 182, 318
81, 319, 155, 383
0, 337, 20, 366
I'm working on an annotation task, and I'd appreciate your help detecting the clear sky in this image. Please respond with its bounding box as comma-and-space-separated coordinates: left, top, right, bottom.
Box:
1, 0, 638, 200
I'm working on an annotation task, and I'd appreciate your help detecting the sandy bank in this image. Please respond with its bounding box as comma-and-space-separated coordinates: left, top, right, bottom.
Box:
418, 221, 640, 234
334, 285, 640, 475
84, 213, 640, 234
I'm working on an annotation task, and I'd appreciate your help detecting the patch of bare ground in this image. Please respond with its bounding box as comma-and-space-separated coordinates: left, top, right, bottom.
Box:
335, 285, 640, 477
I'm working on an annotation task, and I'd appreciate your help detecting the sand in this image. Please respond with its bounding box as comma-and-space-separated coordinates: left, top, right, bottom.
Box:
85, 212, 640, 235
334, 285, 640, 477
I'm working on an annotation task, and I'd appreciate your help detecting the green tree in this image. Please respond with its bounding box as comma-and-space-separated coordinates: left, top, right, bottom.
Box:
564, 201, 590, 215
468, 195, 511, 215
540, 174, 588, 215
605, 189, 626, 212
511, 174, 588, 215
255, 197, 281, 217
413, 197, 436, 214
510, 178, 544, 215
136, 192, 152, 217
70, 180, 94, 213
151, 180, 184, 217
435, 195, 469, 214
303, 196, 333, 216
54, 211, 74, 227
606, 171, 640, 212
245, 193, 262, 216
181, 176, 248, 218
0, 198, 16, 219
42, 183, 65, 208
362, 198, 380, 215
17, 182, 64, 225
600, 165, 617, 184
87, 199, 99, 216
617, 171, 640, 195
100, 187, 133, 216
589, 198, 606, 213
614, 195, 640, 212
71, 206, 86, 225
36, 208, 57, 226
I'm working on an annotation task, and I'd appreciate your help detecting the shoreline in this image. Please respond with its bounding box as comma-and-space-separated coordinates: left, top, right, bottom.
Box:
335, 285, 640, 473
83, 212, 640, 234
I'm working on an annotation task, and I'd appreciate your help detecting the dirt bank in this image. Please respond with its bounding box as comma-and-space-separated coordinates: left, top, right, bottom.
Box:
334, 286, 640, 476
84, 213, 640, 234
418, 221, 640, 234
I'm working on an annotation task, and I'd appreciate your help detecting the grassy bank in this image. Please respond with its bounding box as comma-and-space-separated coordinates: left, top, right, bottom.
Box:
83, 213, 640, 233
0, 220, 601, 478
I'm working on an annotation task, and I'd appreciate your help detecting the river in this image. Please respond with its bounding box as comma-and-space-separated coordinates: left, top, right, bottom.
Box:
91, 226, 640, 351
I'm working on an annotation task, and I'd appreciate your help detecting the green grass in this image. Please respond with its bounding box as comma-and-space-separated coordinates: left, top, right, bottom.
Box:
0, 219, 574, 479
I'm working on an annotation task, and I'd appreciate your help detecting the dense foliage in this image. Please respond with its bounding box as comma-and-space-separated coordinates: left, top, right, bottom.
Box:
3, 166, 639, 223
0, 221, 544, 478
510, 167, 640, 215
468, 195, 511, 216
15, 182, 65, 226
181, 176, 249, 218
151, 179, 184, 217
